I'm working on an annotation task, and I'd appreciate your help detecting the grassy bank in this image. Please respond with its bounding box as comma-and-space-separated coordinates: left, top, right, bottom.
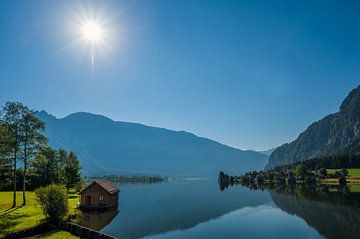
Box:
32, 230, 79, 239
321, 178, 360, 184
320, 168, 360, 188
0, 191, 79, 237
326, 168, 360, 178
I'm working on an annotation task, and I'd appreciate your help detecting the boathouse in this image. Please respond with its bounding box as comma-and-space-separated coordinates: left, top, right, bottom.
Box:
80, 180, 119, 209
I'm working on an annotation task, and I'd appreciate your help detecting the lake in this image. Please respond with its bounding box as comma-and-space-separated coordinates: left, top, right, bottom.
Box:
78, 179, 360, 239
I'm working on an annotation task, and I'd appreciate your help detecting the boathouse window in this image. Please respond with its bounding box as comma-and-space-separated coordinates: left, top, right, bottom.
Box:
99, 195, 104, 201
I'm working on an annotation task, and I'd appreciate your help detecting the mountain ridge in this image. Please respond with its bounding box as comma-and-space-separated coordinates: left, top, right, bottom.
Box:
36, 111, 268, 176
266, 85, 360, 169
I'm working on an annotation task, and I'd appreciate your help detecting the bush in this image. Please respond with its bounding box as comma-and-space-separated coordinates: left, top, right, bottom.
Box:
35, 184, 68, 225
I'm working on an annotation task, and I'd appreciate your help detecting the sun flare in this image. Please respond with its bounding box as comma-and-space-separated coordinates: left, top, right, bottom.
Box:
64, 3, 121, 73
81, 21, 104, 43
77, 19, 108, 71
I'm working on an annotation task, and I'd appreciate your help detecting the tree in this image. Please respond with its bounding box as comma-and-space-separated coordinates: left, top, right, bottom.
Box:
1, 102, 25, 207
58, 148, 68, 180
1, 102, 47, 205
1, 102, 82, 196
31, 147, 60, 186
31, 148, 81, 189
20, 111, 47, 205
35, 184, 68, 225
63, 151, 81, 191
295, 164, 307, 182
0, 123, 13, 190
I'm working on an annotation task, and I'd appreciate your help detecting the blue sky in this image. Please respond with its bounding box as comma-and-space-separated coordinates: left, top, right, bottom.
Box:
0, 0, 359, 150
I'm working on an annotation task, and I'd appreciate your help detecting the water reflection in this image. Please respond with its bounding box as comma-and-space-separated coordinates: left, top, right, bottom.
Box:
79, 180, 271, 239
270, 188, 360, 239
77, 180, 360, 239
77, 207, 118, 231
219, 173, 360, 239
141, 205, 323, 239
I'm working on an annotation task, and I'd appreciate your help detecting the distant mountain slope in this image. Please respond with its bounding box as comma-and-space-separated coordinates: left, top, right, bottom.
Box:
257, 148, 275, 156
37, 111, 267, 176
266, 85, 360, 169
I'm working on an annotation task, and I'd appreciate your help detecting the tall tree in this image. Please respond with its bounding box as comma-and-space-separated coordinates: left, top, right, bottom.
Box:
63, 151, 81, 191
20, 112, 47, 205
31, 147, 60, 186
1, 102, 25, 207
0, 122, 13, 190
58, 148, 68, 183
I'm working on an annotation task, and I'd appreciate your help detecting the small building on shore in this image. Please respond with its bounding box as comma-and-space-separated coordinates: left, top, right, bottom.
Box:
80, 180, 120, 209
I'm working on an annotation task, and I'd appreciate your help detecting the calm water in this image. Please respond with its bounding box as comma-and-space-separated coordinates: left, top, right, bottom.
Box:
78, 179, 360, 239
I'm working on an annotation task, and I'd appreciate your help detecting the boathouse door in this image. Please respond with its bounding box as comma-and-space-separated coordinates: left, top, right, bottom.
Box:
85, 196, 91, 206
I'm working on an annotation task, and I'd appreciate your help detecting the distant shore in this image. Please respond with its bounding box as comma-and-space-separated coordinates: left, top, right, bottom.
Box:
85, 175, 166, 184
218, 168, 360, 192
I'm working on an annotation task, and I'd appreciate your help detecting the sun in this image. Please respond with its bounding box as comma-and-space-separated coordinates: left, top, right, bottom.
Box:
78, 20, 107, 71
81, 21, 104, 43
64, 3, 120, 72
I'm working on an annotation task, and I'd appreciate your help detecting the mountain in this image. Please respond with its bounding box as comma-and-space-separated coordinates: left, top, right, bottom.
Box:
257, 148, 275, 156
266, 85, 360, 169
36, 111, 267, 176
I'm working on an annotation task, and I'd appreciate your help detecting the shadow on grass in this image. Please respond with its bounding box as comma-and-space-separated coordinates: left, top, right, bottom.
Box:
68, 195, 78, 199
0, 210, 29, 237
0, 205, 24, 216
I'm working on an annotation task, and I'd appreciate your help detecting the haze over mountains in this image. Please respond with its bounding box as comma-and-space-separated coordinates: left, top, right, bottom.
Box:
37, 111, 267, 176
267, 85, 360, 169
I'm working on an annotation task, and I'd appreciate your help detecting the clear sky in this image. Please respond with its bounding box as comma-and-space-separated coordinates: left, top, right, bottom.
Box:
1, 0, 360, 151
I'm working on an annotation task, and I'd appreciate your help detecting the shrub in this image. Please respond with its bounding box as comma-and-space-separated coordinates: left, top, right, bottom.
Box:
35, 184, 68, 225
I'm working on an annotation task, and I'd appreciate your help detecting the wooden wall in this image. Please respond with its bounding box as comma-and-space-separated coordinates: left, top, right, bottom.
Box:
80, 183, 118, 207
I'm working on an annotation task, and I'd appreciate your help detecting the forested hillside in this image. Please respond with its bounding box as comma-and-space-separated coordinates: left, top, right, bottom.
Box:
267, 85, 360, 169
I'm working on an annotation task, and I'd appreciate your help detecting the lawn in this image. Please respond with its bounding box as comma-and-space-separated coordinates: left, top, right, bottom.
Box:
326, 168, 360, 178
30, 230, 79, 239
321, 168, 360, 187
0, 191, 79, 238
349, 185, 360, 193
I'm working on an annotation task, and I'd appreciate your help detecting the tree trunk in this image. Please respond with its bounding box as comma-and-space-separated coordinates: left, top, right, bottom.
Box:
12, 146, 17, 208
12, 126, 18, 208
22, 132, 27, 206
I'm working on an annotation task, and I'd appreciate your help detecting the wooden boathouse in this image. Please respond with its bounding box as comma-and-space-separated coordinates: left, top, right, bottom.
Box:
80, 180, 119, 209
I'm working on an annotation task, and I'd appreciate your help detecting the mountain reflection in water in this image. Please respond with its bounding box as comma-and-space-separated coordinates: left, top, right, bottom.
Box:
270, 188, 360, 239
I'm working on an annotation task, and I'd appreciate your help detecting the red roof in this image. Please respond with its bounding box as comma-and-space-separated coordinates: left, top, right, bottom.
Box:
81, 180, 120, 194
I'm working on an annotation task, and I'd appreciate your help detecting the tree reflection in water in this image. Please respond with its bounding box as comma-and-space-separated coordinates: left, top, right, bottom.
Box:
270, 188, 360, 239
219, 176, 360, 239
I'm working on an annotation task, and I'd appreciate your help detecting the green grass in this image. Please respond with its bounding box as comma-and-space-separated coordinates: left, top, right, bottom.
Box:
326, 168, 360, 178
30, 230, 79, 239
67, 190, 80, 216
322, 168, 360, 186
349, 185, 360, 193
0, 191, 79, 238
